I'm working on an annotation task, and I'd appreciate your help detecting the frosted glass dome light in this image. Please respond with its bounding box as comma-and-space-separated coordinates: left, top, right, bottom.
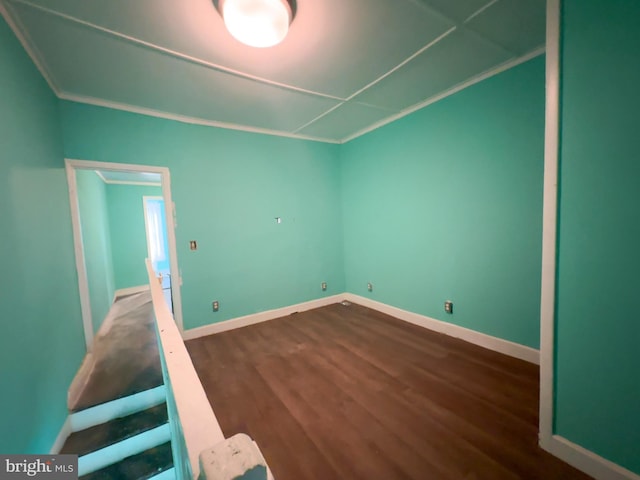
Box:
218, 0, 293, 48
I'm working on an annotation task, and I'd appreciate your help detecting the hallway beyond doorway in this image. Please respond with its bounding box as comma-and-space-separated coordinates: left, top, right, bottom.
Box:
71, 291, 163, 412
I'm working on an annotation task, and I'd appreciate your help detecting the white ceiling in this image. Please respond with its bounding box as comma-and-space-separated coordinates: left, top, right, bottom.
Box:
1, 0, 545, 143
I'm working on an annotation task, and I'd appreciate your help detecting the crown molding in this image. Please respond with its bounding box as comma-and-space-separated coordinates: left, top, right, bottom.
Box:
341, 46, 545, 143
94, 169, 161, 186
0, 0, 60, 94
93, 170, 108, 183
4, 0, 545, 146
60, 92, 341, 144
7, 0, 343, 102
104, 180, 162, 187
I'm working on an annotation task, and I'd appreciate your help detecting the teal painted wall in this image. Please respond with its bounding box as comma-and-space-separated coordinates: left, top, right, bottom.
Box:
60, 103, 345, 330
555, 0, 640, 473
340, 56, 545, 349
76, 169, 115, 333
0, 16, 85, 453
106, 184, 163, 290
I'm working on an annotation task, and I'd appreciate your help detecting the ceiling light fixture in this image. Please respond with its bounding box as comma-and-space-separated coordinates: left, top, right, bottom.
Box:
214, 0, 296, 48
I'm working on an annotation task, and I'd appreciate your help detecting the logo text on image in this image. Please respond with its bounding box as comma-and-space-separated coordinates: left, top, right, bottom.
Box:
1, 455, 77, 479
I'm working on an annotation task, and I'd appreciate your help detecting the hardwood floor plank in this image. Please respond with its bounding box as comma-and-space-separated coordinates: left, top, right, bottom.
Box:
257, 354, 409, 480
299, 344, 520, 480
186, 303, 593, 480
198, 333, 342, 480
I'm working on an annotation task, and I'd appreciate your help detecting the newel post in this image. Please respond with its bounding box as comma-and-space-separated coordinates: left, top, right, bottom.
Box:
198, 433, 271, 480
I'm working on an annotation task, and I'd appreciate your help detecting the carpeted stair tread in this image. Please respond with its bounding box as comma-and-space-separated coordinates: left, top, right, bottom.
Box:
61, 403, 168, 457
79, 441, 173, 480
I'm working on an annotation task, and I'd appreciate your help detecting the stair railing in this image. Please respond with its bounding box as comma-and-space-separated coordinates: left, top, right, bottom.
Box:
146, 260, 272, 480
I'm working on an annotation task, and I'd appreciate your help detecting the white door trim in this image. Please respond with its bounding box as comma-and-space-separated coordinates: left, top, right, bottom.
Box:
539, 0, 561, 449
65, 165, 95, 350
538, 3, 639, 479
65, 159, 184, 350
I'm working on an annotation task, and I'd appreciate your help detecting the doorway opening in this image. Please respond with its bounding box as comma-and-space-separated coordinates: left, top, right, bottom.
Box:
65, 159, 183, 351
143, 196, 173, 311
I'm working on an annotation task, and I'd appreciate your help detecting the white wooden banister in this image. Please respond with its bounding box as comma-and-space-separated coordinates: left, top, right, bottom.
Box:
146, 260, 272, 480
146, 260, 225, 477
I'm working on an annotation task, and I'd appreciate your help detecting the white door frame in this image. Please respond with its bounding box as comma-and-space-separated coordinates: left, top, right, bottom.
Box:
65, 158, 184, 351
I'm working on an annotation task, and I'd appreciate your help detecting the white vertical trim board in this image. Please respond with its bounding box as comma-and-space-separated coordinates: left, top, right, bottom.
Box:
537, 2, 639, 479
65, 161, 95, 351
49, 416, 71, 454
65, 159, 184, 336
343, 294, 540, 365
182, 294, 345, 340
539, 0, 561, 449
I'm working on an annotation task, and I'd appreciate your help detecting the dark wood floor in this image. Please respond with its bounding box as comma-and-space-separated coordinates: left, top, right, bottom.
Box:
186, 303, 592, 480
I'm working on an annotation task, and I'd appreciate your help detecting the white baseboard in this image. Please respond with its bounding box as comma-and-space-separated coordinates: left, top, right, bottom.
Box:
50, 416, 71, 454
343, 293, 540, 365
182, 292, 638, 480
542, 435, 640, 480
114, 285, 150, 301
182, 294, 344, 340
183, 292, 539, 364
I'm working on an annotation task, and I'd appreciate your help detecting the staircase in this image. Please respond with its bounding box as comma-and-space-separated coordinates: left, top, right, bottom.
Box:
60, 289, 177, 479
60, 385, 175, 479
